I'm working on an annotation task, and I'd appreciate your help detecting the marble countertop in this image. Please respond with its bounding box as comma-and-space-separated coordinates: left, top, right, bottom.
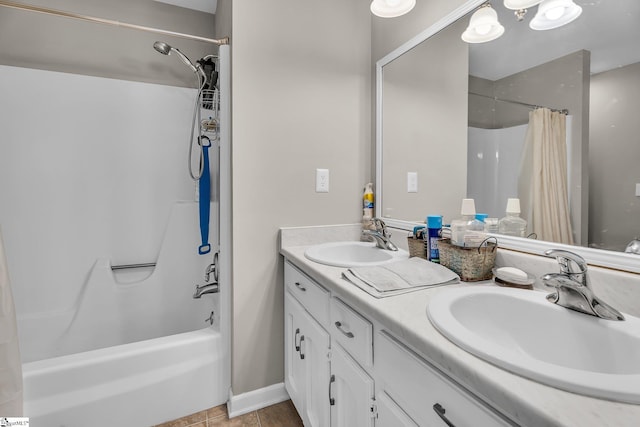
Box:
279, 225, 640, 427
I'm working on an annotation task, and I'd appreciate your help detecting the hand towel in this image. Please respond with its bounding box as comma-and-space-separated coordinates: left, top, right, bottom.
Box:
342, 257, 459, 298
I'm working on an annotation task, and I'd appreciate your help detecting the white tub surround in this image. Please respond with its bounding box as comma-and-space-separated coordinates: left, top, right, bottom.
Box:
0, 227, 23, 416
280, 224, 640, 427
20, 203, 228, 426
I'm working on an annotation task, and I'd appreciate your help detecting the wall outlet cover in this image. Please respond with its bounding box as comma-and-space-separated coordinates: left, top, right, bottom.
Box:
316, 169, 329, 193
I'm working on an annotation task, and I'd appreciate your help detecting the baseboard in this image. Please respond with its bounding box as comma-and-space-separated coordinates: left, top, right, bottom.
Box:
227, 382, 290, 418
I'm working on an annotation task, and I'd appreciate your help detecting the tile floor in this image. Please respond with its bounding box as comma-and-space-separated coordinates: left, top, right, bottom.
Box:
155, 399, 304, 427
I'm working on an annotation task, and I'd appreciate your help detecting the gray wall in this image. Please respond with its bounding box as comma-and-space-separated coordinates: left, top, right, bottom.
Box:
0, 0, 218, 87
381, 18, 468, 223
229, 0, 371, 395
590, 62, 640, 251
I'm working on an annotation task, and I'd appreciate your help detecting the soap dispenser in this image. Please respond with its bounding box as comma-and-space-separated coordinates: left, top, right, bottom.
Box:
498, 198, 527, 237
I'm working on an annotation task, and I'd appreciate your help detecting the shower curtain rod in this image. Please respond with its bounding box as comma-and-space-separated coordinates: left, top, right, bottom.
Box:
469, 91, 569, 115
0, 0, 229, 45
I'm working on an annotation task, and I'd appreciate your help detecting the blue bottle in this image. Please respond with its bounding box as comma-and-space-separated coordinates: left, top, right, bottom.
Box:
426, 215, 443, 263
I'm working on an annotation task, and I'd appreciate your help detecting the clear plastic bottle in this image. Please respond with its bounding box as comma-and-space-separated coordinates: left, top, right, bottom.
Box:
451, 199, 486, 247
498, 198, 527, 237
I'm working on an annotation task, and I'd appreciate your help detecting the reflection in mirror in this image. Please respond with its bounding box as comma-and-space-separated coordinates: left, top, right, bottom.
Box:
378, 0, 640, 253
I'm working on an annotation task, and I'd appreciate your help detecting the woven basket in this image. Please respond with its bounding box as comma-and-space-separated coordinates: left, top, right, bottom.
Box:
438, 237, 497, 282
406, 236, 427, 259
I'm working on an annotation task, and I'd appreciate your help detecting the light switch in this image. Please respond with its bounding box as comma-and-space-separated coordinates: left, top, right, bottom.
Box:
407, 172, 418, 193
316, 169, 329, 193
636, 183, 640, 197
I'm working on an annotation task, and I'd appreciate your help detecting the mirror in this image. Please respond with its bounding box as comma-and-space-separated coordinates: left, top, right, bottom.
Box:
376, 0, 640, 262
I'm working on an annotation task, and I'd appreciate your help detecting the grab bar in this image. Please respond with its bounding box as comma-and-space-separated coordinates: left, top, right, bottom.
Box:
111, 262, 156, 271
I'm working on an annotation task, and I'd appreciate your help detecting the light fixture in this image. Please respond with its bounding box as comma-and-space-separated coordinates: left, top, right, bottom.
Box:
503, 0, 543, 9
529, 0, 582, 30
461, 3, 505, 43
503, 0, 543, 20
370, 0, 416, 18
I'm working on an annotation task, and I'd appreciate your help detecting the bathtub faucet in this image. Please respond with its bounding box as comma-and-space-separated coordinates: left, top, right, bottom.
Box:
194, 282, 219, 299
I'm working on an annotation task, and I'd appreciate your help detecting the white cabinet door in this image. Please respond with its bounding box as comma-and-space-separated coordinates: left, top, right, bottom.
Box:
284, 292, 306, 416
299, 304, 331, 427
285, 291, 331, 427
375, 392, 419, 427
330, 344, 375, 427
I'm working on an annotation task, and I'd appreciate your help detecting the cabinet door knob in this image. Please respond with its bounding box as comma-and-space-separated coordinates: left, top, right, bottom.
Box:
433, 403, 456, 427
294, 328, 301, 351
294, 282, 307, 291
334, 321, 355, 338
299, 336, 305, 360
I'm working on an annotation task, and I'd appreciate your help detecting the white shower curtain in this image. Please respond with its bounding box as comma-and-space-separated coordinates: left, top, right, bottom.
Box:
0, 227, 23, 416
518, 108, 574, 245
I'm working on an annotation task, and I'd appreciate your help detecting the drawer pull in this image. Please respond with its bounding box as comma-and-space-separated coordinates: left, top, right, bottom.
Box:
334, 321, 354, 338
294, 328, 301, 351
299, 336, 305, 360
433, 403, 456, 427
294, 282, 307, 291
329, 374, 336, 406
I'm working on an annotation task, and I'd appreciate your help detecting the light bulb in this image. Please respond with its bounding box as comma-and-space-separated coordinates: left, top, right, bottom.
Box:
544, 5, 565, 20
475, 24, 493, 35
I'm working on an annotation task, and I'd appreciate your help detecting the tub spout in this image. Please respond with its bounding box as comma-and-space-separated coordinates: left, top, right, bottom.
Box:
194, 282, 219, 298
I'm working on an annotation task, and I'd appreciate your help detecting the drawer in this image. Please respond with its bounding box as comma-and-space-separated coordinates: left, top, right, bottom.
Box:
330, 297, 373, 368
284, 261, 330, 326
376, 331, 513, 427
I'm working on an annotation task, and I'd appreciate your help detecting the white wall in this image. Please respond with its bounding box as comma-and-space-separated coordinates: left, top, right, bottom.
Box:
230, 0, 371, 394
0, 65, 203, 317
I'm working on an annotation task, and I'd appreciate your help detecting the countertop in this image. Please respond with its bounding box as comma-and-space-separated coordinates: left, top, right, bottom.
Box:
279, 226, 640, 427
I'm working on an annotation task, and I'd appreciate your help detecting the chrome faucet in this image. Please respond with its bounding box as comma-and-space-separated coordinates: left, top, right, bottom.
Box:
194, 282, 219, 299
542, 249, 624, 321
362, 218, 398, 251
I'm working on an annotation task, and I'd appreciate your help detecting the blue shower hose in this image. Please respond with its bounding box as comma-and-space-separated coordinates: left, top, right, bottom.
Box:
198, 136, 211, 255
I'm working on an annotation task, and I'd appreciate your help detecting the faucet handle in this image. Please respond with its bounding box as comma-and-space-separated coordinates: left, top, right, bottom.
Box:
544, 249, 587, 274
372, 218, 389, 237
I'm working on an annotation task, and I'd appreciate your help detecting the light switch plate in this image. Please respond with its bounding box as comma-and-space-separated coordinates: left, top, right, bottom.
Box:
636, 183, 640, 197
407, 172, 418, 193
316, 169, 329, 192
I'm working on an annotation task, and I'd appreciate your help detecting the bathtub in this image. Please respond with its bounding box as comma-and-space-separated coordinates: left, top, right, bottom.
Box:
23, 326, 226, 427
17, 203, 229, 426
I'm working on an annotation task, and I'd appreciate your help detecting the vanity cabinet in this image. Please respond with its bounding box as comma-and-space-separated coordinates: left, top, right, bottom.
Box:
285, 261, 375, 427
284, 259, 514, 427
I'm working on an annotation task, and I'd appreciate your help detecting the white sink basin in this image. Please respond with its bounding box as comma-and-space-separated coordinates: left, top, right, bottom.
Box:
304, 241, 408, 268
427, 285, 640, 403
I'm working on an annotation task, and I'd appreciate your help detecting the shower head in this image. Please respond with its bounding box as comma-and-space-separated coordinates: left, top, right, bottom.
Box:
153, 41, 172, 55
153, 41, 199, 74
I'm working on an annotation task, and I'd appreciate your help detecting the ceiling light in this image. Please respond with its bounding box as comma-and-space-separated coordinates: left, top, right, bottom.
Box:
461, 4, 505, 43
370, 0, 416, 18
503, 0, 543, 9
529, 0, 582, 30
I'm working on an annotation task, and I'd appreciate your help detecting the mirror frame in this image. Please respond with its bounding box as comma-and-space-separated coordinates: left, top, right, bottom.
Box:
375, 0, 640, 274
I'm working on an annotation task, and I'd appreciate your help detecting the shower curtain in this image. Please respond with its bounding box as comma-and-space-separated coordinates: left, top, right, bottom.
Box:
0, 227, 23, 416
518, 108, 574, 244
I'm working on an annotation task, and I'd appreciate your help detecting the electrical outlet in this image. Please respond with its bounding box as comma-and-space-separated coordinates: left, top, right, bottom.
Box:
407, 172, 418, 193
316, 169, 329, 192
